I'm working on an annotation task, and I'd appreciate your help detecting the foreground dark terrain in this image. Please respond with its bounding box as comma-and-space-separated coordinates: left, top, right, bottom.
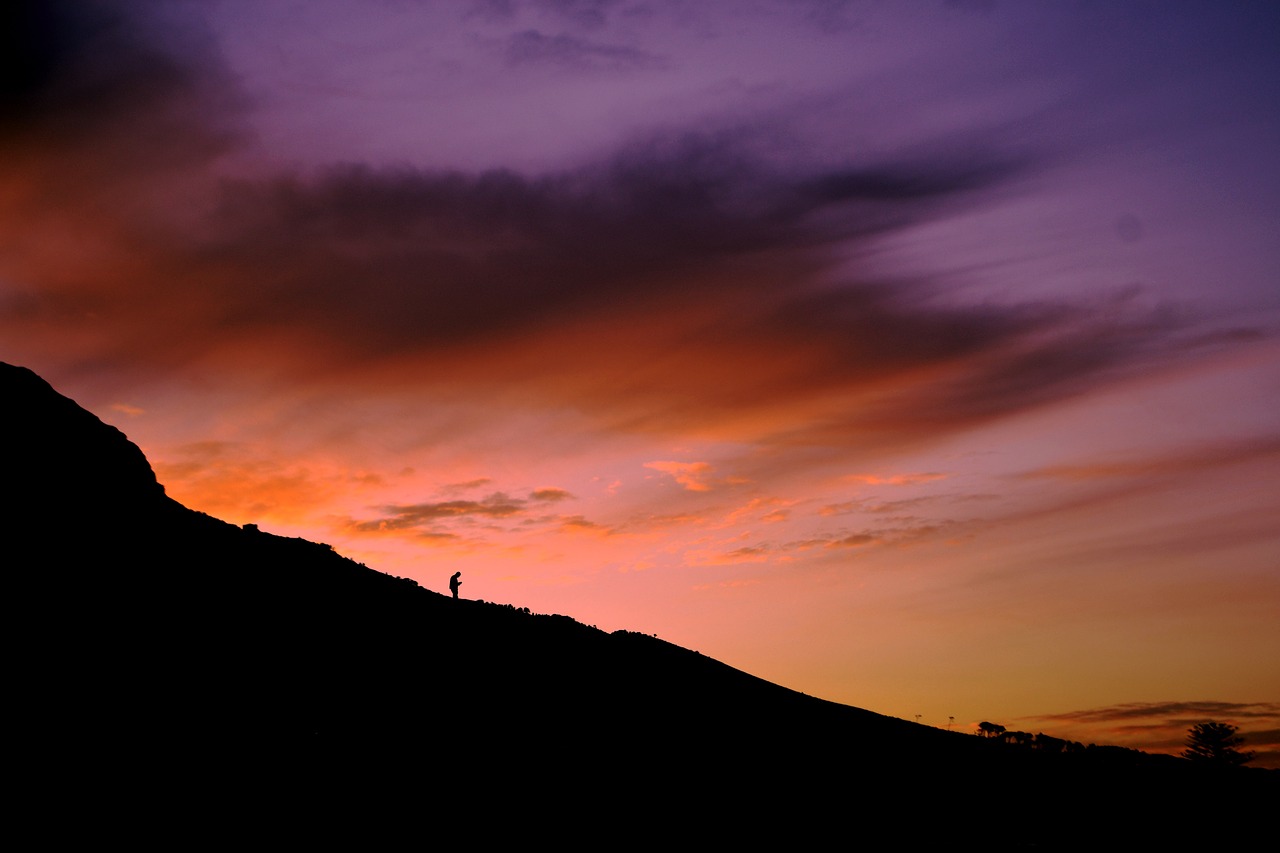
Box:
6, 361, 1273, 845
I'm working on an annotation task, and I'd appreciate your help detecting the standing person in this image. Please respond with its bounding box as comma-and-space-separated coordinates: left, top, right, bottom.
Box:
449, 571, 462, 600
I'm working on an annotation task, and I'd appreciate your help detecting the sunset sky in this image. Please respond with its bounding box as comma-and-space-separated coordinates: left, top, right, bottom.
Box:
3, 0, 1277, 764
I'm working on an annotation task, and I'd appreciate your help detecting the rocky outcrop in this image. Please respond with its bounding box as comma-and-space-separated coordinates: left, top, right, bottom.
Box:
1, 362, 165, 527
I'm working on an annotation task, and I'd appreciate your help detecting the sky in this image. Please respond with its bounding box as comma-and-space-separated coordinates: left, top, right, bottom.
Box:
3, 0, 1278, 765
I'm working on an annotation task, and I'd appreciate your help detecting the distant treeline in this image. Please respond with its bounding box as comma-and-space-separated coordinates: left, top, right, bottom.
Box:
977, 721, 1145, 759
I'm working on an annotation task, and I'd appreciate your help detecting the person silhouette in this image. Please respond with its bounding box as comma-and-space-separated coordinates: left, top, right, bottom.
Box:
449, 571, 462, 600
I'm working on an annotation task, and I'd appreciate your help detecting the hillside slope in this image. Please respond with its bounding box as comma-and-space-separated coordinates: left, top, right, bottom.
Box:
4, 361, 1272, 844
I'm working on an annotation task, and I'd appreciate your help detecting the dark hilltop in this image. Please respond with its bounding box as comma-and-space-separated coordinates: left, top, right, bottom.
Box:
5, 361, 1272, 846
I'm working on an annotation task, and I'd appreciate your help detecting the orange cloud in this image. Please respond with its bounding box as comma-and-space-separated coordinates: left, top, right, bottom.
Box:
843, 472, 948, 486
645, 460, 750, 492
556, 515, 611, 534
616, 512, 711, 534
152, 441, 351, 524
818, 494, 944, 517
645, 461, 715, 491
717, 496, 797, 528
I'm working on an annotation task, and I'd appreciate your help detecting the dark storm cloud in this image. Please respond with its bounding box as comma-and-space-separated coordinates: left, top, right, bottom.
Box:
186, 131, 1031, 364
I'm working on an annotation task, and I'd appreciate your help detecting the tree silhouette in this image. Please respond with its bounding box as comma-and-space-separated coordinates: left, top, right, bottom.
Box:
976, 721, 1006, 738
1181, 722, 1254, 766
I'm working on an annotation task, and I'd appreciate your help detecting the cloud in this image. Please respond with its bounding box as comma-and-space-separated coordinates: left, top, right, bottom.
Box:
534, 0, 623, 30
1018, 701, 1280, 768
828, 532, 878, 549
1247, 728, 1280, 747
2, 0, 1261, 475
823, 521, 947, 551
650, 458, 721, 491
350, 492, 529, 533
2, 2, 215, 128
344, 486, 598, 543
819, 493, 970, 518
1037, 701, 1280, 724
442, 478, 495, 494
614, 511, 710, 534
530, 487, 575, 501
1017, 435, 1280, 483
985, 436, 1280, 561
152, 441, 354, 522
688, 516, 953, 565
650, 458, 757, 491
0, 0, 241, 188
843, 473, 947, 486
471, 1, 626, 30
705, 545, 772, 565
557, 514, 609, 533
177, 133, 1025, 373
505, 29, 660, 70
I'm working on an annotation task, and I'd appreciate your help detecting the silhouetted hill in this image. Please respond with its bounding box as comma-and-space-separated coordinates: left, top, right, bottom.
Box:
4, 362, 1273, 845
